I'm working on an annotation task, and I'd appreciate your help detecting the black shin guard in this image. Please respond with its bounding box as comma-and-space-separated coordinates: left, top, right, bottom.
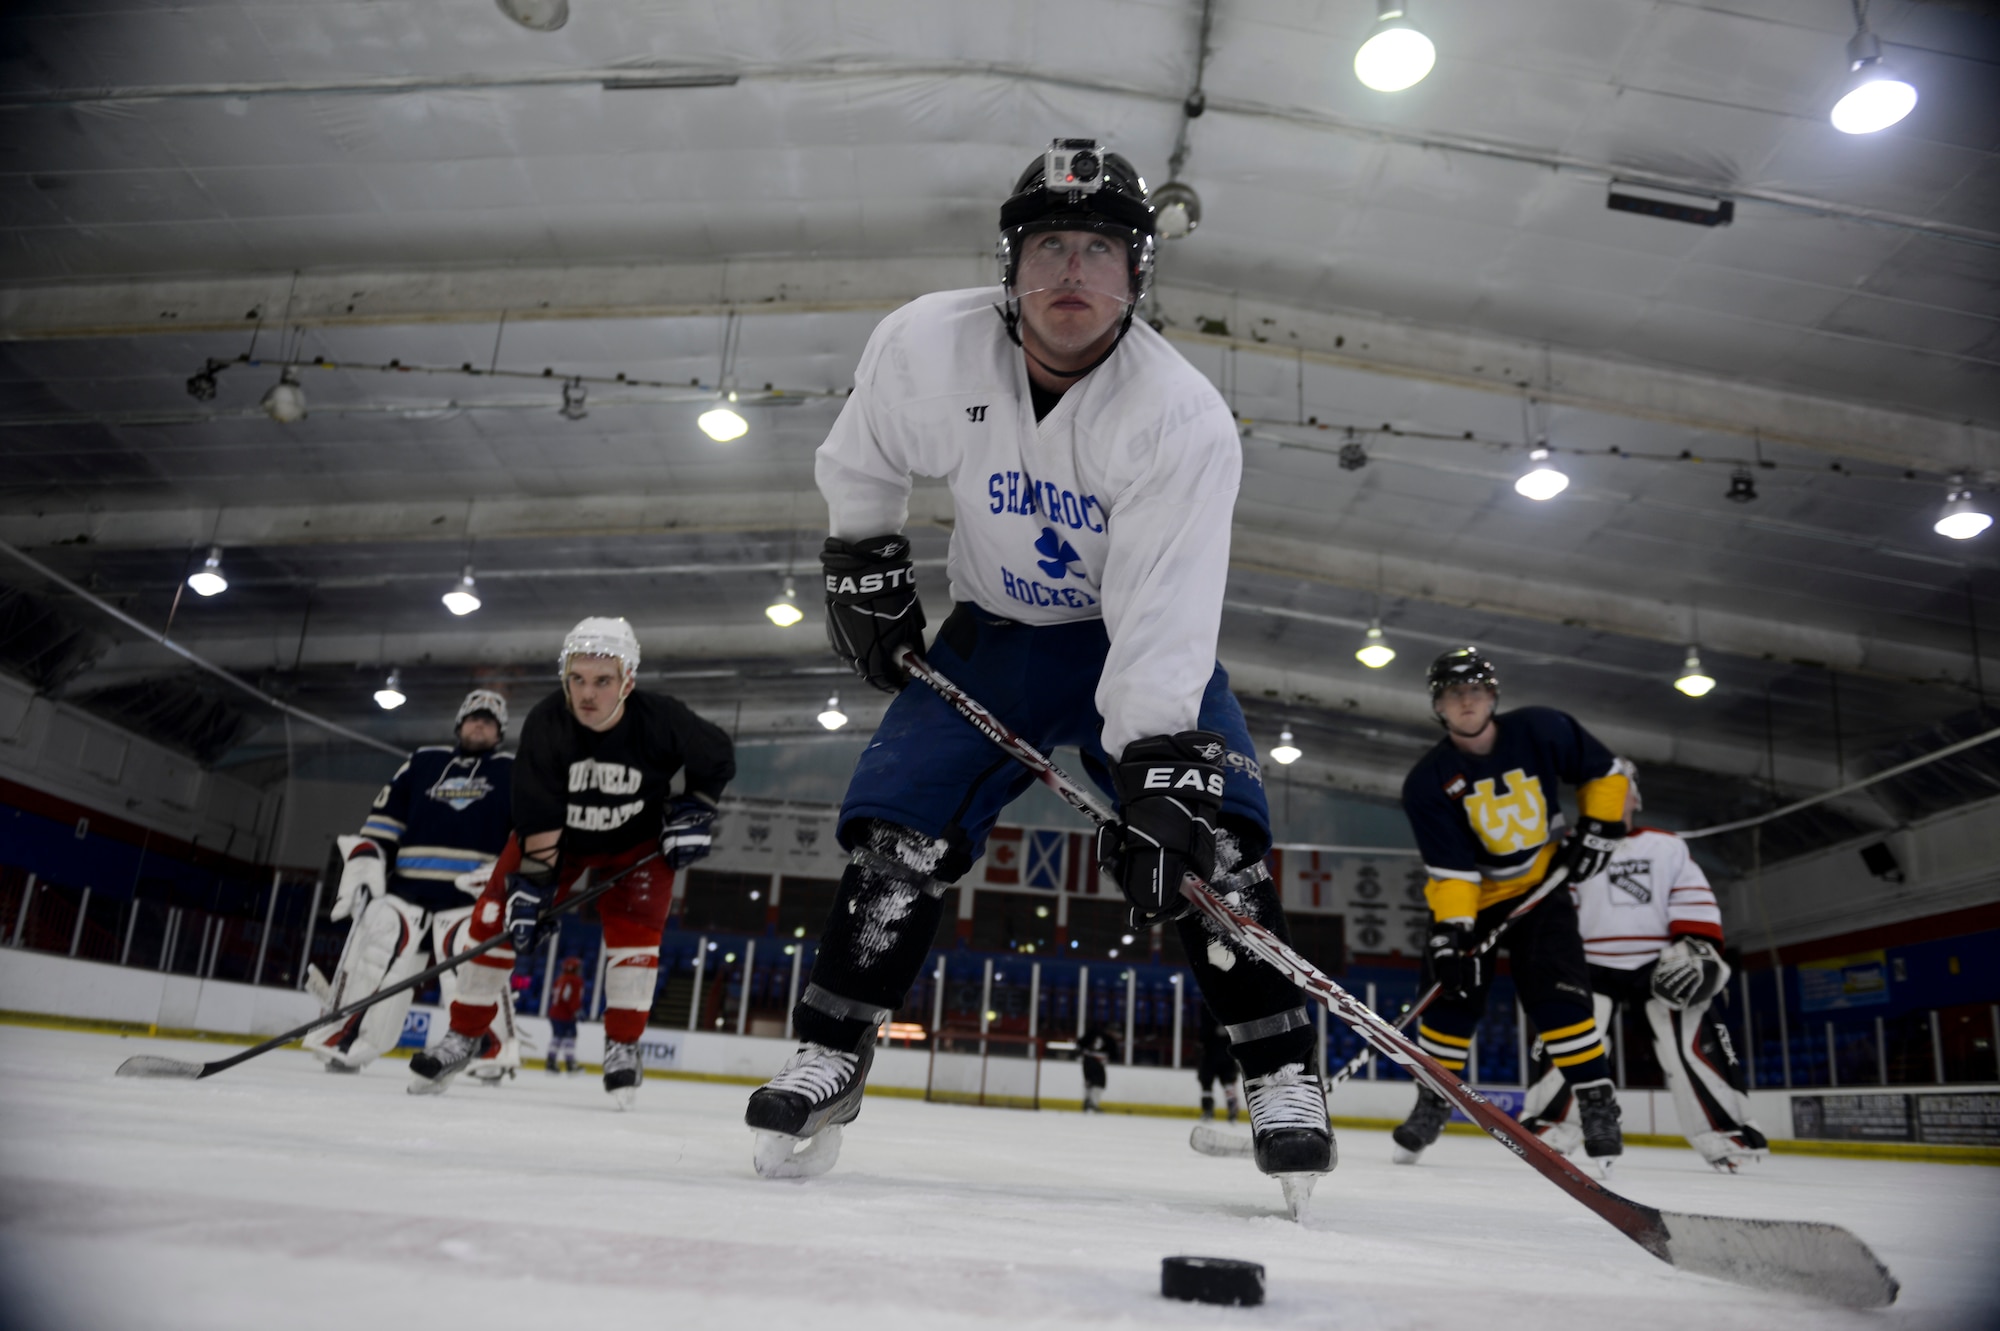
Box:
793, 824, 950, 1052
1176, 859, 1315, 1079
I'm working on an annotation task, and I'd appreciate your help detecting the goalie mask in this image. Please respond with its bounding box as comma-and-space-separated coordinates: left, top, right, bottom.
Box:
996, 138, 1157, 376
455, 688, 509, 739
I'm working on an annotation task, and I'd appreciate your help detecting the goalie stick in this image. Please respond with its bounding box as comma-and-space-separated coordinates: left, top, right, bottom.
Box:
896, 648, 1899, 1309
114, 855, 658, 1081
1325, 865, 1568, 1089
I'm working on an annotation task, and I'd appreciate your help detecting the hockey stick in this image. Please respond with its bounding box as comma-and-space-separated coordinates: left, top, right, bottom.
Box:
897, 649, 1899, 1309
114, 854, 659, 1081
1325, 864, 1569, 1089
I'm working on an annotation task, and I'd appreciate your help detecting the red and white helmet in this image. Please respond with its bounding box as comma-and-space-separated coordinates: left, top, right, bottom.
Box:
560, 616, 641, 684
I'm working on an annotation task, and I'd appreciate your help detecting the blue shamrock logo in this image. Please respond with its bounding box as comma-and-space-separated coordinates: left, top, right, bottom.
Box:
1035, 527, 1082, 580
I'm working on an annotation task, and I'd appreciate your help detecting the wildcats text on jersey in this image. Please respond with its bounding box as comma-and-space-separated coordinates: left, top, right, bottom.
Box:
568, 759, 643, 796
568, 800, 645, 833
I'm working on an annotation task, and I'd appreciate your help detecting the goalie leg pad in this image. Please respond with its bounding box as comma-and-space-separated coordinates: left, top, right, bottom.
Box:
302, 894, 430, 1068
1646, 995, 1762, 1162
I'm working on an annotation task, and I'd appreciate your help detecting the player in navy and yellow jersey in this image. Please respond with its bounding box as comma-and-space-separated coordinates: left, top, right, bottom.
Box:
1391, 648, 1632, 1171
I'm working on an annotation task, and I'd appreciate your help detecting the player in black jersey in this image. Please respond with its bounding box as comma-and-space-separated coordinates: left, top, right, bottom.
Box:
409, 617, 736, 1106
1390, 648, 1632, 1171
305, 689, 518, 1075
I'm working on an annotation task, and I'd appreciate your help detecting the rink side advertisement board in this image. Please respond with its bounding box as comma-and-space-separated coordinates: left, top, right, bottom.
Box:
1790, 1091, 2000, 1145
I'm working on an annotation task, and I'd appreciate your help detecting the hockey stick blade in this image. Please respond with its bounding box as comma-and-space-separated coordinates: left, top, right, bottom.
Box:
1189, 1123, 1254, 1158
113, 1055, 206, 1079
113, 856, 655, 1082
1652, 1211, 1898, 1310
894, 651, 1900, 1308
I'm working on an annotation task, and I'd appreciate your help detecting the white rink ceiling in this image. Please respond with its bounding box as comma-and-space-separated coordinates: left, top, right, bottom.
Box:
0, 0, 1997, 871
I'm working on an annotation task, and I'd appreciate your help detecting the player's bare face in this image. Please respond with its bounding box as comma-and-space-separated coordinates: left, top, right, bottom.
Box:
565, 656, 631, 733
1014, 231, 1128, 372
455, 715, 500, 754
1435, 683, 1497, 746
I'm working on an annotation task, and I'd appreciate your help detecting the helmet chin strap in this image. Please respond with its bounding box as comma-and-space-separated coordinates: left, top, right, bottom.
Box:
996, 299, 1139, 383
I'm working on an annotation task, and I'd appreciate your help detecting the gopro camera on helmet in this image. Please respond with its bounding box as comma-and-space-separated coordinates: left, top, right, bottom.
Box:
1045, 138, 1106, 195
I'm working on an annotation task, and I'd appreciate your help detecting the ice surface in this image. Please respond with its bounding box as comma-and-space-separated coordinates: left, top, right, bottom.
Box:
2, 1026, 1996, 1331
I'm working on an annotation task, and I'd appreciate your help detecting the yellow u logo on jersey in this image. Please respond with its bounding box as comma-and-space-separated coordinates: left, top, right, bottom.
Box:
1465, 770, 1547, 853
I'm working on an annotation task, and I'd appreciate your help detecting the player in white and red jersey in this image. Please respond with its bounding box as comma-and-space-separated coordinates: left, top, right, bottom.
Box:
1520, 776, 1767, 1170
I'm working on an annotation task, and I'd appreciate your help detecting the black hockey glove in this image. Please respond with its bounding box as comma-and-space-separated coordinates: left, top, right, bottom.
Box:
1552, 816, 1625, 886
823, 534, 925, 693
1650, 936, 1728, 1009
659, 793, 718, 870
1096, 731, 1226, 926
1426, 918, 1483, 1001
505, 855, 558, 952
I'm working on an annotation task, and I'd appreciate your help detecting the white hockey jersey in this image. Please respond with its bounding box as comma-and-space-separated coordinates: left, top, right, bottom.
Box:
1571, 828, 1724, 970
816, 287, 1241, 758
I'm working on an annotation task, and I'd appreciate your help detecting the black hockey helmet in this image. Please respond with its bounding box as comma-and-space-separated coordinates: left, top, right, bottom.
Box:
1426, 647, 1499, 701
997, 140, 1157, 305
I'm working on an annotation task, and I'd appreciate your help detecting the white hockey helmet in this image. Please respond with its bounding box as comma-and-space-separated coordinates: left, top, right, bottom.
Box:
455, 688, 509, 737
560, 616, 641, 685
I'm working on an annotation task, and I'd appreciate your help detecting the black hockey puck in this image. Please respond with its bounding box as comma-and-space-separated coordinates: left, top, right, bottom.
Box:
1161, 1255, 1265, 1307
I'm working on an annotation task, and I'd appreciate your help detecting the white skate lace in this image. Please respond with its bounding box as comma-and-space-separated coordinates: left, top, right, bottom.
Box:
766, 1043, 859, 1106
603, 1041, 641, 1076
1246, 1064, 1327, 1134
431, 1029, 477, 1065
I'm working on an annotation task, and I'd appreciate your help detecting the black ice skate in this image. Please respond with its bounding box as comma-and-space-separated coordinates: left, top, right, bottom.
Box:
406, 1029, 480, 1096
603, 1040, 643, 1111
1577, 1082, 1624, 1173
1390, 1083, 1453, 1164
1243, 1063, 1334, 1220
745, 1039, 874, 1179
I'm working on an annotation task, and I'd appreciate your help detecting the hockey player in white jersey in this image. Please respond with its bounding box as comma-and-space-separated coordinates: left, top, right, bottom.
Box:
303, 690, 521, 1078
744, 140, 1332, 1206
1520, 776, 1768, 1170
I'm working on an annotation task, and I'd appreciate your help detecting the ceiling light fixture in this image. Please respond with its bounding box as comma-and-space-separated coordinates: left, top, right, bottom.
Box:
1355, 620, 1396, 668
442, 565, 481, 616
1270, 728, 1302, 765
560, 376, 588, 421
374, 668, 407, 710
1934, 477, 1993, 540
698, 404, 748, 442
495, 0, 569, 31
1673, 648, 1717, 698
817, 694, 848, 731
261, 366, 307, 423
1830, 3, 1916, 135
1152, 180, 1203, 239
1354, 0, 1436, 92
1514, 447, 1570, 501
765, 578, 804, 628
1726, 467, 1757, 503
186, 546, 228, 597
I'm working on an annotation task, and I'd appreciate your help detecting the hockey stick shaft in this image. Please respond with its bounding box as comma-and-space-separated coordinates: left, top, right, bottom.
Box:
1327, 864, 1569, 1088
115, 853, 659, 1080
897, 649, 1897, 1307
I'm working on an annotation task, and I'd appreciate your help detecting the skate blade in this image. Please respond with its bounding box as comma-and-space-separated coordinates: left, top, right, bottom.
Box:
608, 1084, 637, 1112
1277, 1173, 1316, 1221
1389, 1144, 1421, 1165
752, 1126, 843, 1180
1591, 1154, 1618, 1179
405, 1074, 454, 1097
